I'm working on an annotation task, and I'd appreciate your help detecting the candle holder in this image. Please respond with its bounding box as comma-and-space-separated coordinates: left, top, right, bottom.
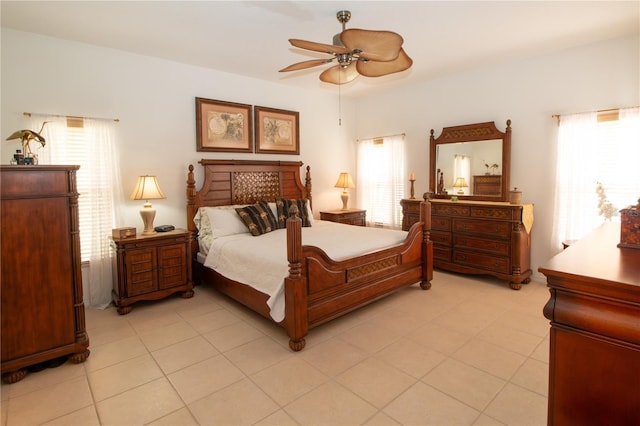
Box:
410, 178, 416, 199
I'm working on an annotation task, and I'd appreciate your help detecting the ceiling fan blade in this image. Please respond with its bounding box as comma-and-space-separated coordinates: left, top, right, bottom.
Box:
319, 63, 359, 85
279, 59, 334, 72
340, 28, 404, 62
289, 39, 350, 55
356, 48, 413, 77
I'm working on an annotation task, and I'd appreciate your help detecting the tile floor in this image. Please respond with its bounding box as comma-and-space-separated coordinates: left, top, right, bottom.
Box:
1, 271, 550, 425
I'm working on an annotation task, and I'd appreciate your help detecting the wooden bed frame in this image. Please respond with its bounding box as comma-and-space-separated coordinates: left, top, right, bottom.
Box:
186, 159, 433, 351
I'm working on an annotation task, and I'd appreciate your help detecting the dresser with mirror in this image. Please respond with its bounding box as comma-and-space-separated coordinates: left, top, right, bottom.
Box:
401, 120, 533, 289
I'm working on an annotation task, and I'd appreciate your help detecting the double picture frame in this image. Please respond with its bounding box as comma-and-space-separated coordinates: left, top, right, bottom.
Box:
196, 97, 299, 155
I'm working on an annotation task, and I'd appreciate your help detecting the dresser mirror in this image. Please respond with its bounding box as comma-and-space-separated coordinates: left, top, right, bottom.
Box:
429, 120, 511, 202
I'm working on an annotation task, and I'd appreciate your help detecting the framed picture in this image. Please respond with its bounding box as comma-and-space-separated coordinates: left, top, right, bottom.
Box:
254, 106, 300, 155
196, 97, 253, 152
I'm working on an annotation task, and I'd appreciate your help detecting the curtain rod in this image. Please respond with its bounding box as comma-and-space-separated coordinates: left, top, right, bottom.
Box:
24, 112, 120, 122
357, 132, 405, 142
551, 106, 638, 120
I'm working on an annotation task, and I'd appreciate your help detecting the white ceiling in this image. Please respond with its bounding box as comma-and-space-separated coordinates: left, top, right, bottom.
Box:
2, 1, 639, 98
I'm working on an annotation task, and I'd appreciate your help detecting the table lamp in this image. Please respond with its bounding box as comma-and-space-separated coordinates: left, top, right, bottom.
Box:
130, 175, 166, 235
334, 172, 355, 210
453, 177, 468, 195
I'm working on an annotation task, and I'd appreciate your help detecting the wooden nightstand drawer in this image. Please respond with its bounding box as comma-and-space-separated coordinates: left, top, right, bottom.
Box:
320, 209, 366, 226
112, 229, 194, 314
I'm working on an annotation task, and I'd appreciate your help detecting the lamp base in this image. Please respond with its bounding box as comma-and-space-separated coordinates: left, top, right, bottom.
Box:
341, 191, 349, 210
140, 203, 157, 235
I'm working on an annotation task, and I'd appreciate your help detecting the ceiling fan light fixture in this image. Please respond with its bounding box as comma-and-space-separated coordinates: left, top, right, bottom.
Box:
319, 63, 359, 85
279, 10, 412, 85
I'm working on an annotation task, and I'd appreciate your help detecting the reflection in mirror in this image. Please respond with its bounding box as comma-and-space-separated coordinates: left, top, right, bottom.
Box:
429, 120, 511, 202
435, 139, 502, 196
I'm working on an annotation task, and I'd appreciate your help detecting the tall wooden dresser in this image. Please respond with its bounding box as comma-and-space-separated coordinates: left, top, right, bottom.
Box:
539, 222, 639, 425
426, 199, 533, 289
1, 165, 90, 383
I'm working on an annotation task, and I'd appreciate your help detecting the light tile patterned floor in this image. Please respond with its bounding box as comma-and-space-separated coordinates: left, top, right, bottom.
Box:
1, 271, 550, 425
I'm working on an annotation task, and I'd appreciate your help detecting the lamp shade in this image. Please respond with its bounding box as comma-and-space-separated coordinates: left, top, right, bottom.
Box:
453, 177, 468, 195
334, 172, 355, 189
453, 177, 468, 188
130, 175, 166, 201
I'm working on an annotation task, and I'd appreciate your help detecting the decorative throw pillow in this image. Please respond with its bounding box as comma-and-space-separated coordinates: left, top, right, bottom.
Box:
275, 197, 312, 228
235, 200, 279, 236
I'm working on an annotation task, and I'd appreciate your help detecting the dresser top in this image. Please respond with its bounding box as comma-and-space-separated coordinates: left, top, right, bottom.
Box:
539, 222, 640, 294
429, 199, 532, 207
1, 165, 80, 171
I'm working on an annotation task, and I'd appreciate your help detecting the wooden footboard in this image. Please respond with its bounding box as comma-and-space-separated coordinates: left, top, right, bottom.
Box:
284, 202, 432, 351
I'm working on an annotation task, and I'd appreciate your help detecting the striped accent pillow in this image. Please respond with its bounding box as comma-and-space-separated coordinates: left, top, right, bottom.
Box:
235, 200, 278, 236
275, 197, 312, 228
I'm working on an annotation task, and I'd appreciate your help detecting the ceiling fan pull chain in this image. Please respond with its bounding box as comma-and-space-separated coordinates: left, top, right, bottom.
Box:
338, 70, 342, 125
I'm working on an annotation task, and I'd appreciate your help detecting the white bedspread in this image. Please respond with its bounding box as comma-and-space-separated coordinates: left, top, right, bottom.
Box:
203, 220, 409, 322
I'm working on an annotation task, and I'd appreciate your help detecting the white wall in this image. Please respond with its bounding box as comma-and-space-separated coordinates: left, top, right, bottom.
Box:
1, 29, 357, 230
3, 29, 638, 283
355, 34, 640, 280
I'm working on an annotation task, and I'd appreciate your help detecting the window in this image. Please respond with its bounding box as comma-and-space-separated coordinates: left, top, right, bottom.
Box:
551, 107, 640, 251
356, 134, 405, 228
30, 115, 122, 308
453, 154, 471, 195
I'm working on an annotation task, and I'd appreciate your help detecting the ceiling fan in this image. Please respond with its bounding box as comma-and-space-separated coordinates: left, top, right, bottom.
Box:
279, 10, 413, 85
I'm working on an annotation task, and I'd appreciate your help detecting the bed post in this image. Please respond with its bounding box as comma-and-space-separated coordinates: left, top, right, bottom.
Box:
186, 165, 199, 256
420, 200, 433, 289
284, 205, 308, 351
304, 165, 312, 209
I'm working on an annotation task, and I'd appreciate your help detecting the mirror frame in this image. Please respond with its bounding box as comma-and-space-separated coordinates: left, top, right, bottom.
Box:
429, 120, 511, 202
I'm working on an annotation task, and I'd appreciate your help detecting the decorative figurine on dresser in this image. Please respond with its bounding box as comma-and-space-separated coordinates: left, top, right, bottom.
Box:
1, 165, 90, 383
402, 120, 533, 289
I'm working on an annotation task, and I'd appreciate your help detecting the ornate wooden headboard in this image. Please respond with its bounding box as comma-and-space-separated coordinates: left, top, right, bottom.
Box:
186, 159, 312, 253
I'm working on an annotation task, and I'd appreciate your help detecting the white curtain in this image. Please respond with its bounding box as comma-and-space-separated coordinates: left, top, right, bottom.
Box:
30, 115, 123, 308
85, 119, 124, 308
453, 154, 471, 194
357, 135, 405, 228
551, 107, 640, 252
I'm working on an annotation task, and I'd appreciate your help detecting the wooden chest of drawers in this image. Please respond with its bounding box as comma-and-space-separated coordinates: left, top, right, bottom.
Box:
112, 229, 194, 314
1, 165, 90, 383
430, 200, 533, 289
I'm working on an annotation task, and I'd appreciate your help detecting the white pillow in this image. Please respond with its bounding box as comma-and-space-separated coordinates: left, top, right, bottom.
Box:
193, 205, 253, 255
193, 208, 214, 255
306, 200, 315, 225
268, 202, 278, 221
206, 205, 251, 238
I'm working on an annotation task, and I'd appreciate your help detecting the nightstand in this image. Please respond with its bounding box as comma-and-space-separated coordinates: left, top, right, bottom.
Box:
320, 209, 366, 226
400, 198, 422, 231
111, 229, 194, 314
